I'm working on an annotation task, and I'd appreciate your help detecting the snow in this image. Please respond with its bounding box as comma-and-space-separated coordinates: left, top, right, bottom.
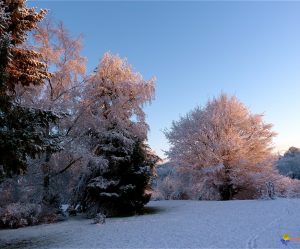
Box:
1, 198, 300, 248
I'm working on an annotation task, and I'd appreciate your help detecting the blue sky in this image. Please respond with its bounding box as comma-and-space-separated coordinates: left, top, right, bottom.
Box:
29, 1, 300, 158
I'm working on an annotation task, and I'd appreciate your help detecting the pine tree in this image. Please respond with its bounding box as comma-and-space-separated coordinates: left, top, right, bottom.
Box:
0, 1, 62, 180
73, 130, 158, 217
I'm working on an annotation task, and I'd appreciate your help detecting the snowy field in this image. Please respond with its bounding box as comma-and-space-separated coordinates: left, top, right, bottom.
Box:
0, 199, 300, 249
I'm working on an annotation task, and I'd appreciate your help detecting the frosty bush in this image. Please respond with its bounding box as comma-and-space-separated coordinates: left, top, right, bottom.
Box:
152, 162, 193, 200
0, 202, 42, 229
153, 161, 268, 200
92, 213, 106, 224
272, 176, 300, 198
156, 175, 185, 200
0, 201, 66, 229
248, 170, 300, 199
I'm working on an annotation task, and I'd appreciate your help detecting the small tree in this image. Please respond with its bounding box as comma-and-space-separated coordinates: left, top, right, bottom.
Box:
165, 94, 276, 200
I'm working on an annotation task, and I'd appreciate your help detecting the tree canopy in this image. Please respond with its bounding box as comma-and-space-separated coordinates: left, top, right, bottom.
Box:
165, 94, 276, 200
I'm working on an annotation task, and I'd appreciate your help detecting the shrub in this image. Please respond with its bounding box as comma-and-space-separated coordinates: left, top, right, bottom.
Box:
153, 162, 281, 200
92, 213, 106, 224
152, 162, 196, 200
273, 176, 300, 198
0, 202, 41, 229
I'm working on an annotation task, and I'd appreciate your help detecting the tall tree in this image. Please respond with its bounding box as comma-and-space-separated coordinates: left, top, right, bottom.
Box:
0, 1, 61, 180
165, 94, 276, 200
15, 18, 87, 203
72, 53, 159, 216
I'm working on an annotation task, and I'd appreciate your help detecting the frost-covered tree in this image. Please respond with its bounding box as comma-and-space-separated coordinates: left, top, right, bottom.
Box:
16, 18, 86, 112
0, 1, 62, 179
80, 52, 155, 139
277, 147, 300, 180
72, 53, 159, 217
14, 17, 88, 204
165, 94, 276, 200
74, 135, 158, 217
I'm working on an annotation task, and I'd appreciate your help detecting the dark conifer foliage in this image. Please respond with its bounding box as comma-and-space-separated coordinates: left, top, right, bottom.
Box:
0, 1, 62, 179
72, 129, 159, 217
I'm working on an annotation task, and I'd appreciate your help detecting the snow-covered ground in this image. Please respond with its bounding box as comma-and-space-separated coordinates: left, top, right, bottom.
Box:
0, 198, 300, 249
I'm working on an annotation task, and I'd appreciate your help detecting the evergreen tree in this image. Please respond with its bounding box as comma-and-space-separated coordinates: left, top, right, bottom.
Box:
0, 1, 62, 179
73, 130, 158, 217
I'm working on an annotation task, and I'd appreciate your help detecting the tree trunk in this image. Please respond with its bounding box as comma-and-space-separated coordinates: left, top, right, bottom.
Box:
220, 183, 233, 200
220, 166, 233, 200
42, 125, 51, 205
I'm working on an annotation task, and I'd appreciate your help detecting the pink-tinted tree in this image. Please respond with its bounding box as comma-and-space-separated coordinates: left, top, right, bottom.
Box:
72, 53, 159, 217
14, 17, 87, 206
165, 94, 277, 200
